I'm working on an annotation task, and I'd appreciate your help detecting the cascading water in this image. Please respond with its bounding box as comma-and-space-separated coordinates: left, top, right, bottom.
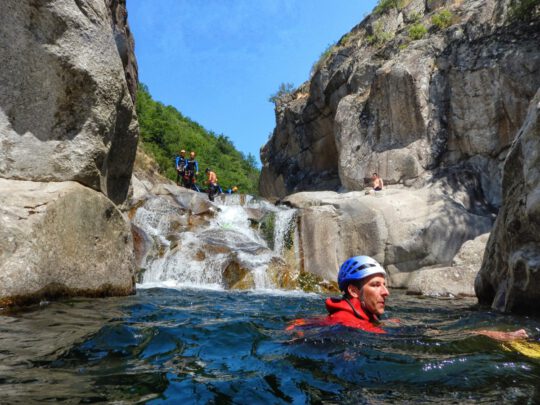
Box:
132, 191, 299, 290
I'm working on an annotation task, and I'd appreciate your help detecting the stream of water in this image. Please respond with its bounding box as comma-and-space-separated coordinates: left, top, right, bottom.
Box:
2, 196, 540, 403
1, 288, 539, 403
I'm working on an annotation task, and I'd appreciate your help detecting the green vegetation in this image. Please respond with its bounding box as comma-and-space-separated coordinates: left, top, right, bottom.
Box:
311, 42, 336, 76
268, 82, 295, 104
408, 23, 428, 40
509, 0, 540, 20
374, 0, 411, 14
367, 21, 394, 46
136, 83, 260, 194
431, 10, 454, 29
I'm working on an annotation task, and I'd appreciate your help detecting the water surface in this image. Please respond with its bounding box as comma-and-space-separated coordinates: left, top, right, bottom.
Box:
1, 288, 539, 404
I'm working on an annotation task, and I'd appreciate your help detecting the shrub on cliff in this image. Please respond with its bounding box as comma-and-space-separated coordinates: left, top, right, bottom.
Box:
268, 82, 295, 104
310, 43, 336, 76
431, 10, 454, 30
374, 0, 411, 14
408, 23, 428, 40
367, 21, 394, 46
509, 0, 540, 20
136, 84, 260, 194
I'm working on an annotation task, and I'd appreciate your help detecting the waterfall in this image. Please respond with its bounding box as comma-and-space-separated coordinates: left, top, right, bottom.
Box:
273, 208, 296, 256
132, 192, 298, 291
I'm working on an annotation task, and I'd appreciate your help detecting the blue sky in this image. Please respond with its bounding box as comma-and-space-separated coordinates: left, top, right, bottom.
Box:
127, 0, 378, 165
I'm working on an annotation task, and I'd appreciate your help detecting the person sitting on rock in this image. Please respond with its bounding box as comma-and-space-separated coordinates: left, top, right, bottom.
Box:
175, 149, 187, 186
183, 151, 199, 191
372, 173, 383, 191
204, 168, 219, 202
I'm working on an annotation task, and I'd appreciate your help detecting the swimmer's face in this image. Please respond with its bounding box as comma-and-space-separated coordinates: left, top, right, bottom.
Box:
349, 274, 389, 317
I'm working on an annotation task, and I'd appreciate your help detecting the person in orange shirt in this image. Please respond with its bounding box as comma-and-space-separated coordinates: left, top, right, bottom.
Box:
205, 168, 219, 202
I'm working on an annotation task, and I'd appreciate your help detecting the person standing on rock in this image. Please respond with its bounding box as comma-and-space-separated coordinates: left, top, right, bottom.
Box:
204, 168, 219, 202
372, 173, 383, 191
184, 151, 199, 191
175, 149, 187, 186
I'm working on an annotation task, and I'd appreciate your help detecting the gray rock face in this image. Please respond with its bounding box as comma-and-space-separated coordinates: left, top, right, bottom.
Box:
476, 88, 540, 314
283, 183, 492, 296
0, 179, 135, 306
0, 0, 138, 205
260, 1, 540, 206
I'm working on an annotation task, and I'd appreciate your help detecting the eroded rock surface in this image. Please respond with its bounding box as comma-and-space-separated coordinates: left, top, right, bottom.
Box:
261, 0, 540, 207
284, 183, 492, 295
0, 0, 138, 205
0, 179, 135, 306
476, 88, 540, 314
0, 0, 139, 306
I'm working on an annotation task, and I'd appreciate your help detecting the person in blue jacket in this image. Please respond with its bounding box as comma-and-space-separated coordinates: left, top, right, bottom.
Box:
183, 151, 199, 191
175, 149, 187, 186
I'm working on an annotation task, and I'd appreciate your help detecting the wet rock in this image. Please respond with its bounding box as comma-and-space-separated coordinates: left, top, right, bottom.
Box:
0, 179, 135, 306
223, 261, 254, 290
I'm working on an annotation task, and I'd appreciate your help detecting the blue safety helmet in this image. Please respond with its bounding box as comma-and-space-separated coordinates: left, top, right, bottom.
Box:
338, 256, 386, 291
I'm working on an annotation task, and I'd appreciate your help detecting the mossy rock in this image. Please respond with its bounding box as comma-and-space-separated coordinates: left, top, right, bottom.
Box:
258, 212, 276, 250
223, 261, 255, 290
298, 272, 339, 294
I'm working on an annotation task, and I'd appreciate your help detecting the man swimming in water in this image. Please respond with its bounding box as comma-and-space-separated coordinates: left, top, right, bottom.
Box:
287, 256, 390, 333
289, 256, 533, 344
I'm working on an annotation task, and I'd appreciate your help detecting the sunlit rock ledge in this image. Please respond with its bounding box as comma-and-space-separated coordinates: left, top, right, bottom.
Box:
282, 182, 493, 297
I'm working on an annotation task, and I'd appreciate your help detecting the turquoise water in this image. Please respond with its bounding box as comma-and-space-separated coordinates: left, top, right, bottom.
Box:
1, 288, 539, 404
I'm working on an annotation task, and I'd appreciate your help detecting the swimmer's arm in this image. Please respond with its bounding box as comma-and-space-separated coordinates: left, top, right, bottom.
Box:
469, 328, 529, 342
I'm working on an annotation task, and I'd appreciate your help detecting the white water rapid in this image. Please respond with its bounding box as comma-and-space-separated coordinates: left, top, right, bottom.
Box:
132, 192, 298, 291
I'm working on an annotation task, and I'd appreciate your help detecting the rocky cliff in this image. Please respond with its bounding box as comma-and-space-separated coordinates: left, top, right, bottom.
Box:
0, 0, 138, 307
260, 0, 540, 310
261, 0, 540, 207
476, 88, 540, 314
0, 0, 138, 204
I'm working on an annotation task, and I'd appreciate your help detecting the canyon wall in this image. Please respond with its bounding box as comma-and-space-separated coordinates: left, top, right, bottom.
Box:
261, 0, 540, 311
261, 0, 540, 207
0, 0, 138, 306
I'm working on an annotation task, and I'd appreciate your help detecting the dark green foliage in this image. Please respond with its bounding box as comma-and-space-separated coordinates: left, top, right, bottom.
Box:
431, 10, 454, 29
136, 83, 260, 194
268, 82, 295, 104
509, 0, 540, 20
408, 23, 428, 40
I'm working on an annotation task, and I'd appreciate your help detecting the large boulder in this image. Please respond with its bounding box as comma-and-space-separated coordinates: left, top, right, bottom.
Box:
476, 88, 540, 314
0, 0, 138, 205
0, 179, 136, 306
399, 233, 490, 297
284, 183, 492, 295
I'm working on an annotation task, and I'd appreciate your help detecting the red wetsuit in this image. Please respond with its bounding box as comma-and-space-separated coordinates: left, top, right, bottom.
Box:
286, 297, 385, 334
325, 297, 385, 333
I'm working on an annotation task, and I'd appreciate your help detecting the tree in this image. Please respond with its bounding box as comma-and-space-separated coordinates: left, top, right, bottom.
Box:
268, 82, 295, 104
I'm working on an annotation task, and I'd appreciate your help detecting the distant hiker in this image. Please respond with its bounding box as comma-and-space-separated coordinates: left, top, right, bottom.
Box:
372, 173, 383, 191
226, 186, 238, 194
183, 151, 199, 191
205, 168, 219, 202
175, 149, 187, 186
